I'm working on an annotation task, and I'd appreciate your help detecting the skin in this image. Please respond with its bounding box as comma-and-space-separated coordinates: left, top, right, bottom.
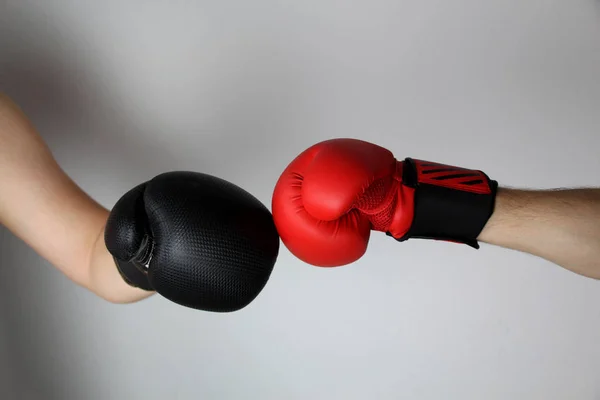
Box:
478, 187, 600, 279
0, 93, 153, 303
0, 93, 598, 306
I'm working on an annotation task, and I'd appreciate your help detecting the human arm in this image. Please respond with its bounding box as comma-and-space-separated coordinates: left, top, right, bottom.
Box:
270, 138, 600, 280
478, 187, 600, 279
0, 92, 154, 303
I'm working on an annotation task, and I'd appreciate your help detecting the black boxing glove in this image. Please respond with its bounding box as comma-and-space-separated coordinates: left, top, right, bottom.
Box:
104, 171, 280, 312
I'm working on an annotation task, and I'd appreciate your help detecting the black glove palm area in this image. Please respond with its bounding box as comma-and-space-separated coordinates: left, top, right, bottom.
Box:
104, 172, 279, 312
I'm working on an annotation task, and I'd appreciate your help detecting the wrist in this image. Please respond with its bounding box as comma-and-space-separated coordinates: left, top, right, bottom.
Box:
477, 188, 536, 246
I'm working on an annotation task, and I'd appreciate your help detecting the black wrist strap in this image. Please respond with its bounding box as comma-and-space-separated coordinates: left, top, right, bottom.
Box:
390, 158, 498, 248
113, 257, 154, 291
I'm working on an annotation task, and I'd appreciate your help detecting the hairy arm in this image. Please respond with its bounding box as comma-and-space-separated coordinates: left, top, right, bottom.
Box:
0, 93, 153, 303
478, 187, 600, 279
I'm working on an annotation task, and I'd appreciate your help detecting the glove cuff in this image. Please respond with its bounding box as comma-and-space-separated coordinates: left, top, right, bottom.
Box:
391, 157, 498, 248
112, 234, 155, 291
113, 257, 154, 291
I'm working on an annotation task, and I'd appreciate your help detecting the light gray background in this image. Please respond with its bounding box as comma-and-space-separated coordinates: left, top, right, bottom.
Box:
1, 1, 600, 399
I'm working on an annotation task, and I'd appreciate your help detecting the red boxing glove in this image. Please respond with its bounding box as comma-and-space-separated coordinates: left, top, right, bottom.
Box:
272, 138, 497, 267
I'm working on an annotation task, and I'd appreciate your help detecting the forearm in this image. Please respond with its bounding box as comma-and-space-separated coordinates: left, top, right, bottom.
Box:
478, 187, 600, 279
0, 93, 153, 302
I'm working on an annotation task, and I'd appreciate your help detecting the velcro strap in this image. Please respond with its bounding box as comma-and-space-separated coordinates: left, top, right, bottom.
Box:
391, 158, 498, 248
113, 257, 154, 291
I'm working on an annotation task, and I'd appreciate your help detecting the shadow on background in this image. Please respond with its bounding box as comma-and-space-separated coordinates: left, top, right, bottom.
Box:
1, 9, 116, 400
0, 6, 180, 400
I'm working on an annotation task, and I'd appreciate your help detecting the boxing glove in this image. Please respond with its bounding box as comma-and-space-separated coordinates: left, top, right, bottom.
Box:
105, 171, 280, 312
272, 138, 497, 267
